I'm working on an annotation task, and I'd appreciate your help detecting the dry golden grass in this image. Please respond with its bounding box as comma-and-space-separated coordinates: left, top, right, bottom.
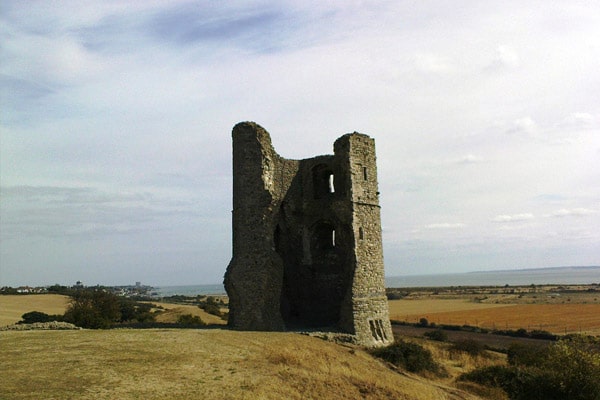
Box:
151, 301, 227, 325
0, 295, 70, 326
0, 329, 480, 400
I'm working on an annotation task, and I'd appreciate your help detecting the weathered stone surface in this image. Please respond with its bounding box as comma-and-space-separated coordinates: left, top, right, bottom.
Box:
224, 122, 393, 346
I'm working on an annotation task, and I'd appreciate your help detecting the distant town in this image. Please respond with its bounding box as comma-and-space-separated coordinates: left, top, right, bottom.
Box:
0, 281, 157, 298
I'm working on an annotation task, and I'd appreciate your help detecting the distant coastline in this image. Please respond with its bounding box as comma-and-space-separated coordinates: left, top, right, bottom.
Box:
467, 265, 600, 274
151, 266, 600, 296
385, 265, 600, 288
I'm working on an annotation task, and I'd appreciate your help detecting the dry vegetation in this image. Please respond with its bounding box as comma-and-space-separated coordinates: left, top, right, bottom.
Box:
389, 284, 600, 335
0, 295, 227, 327
399, 304, 600, 335
0, 295, 70, 326
150, 301, 227, 325
0, 329, 481, 400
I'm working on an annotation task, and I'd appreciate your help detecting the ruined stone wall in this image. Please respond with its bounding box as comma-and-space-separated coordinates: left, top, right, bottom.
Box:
224, 122, 393, 346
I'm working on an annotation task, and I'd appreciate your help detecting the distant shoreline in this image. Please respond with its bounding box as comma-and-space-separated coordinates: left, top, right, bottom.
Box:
466, 265, 600, 274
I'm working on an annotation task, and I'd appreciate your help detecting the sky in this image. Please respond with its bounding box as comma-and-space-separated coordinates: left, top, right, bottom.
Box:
1, 1, 599, 287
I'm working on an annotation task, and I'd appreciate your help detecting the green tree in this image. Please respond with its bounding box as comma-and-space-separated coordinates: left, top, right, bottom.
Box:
63, 289, 121, 328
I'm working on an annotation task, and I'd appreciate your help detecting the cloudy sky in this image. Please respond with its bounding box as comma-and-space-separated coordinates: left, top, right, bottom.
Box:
1, 1, 599, 287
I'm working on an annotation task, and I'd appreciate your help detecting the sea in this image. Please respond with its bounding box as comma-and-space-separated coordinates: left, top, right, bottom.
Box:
153, 266, 600, 297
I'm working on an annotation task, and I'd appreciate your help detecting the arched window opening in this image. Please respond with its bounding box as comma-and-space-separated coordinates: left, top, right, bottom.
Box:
312, 164, 334, 199
311, 222, 336, 257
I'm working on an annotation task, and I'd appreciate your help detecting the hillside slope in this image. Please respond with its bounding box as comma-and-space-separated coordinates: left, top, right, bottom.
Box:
0, 329, 479, 399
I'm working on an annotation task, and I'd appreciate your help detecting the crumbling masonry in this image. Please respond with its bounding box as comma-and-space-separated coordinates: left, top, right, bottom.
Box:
224, 122, 393, 347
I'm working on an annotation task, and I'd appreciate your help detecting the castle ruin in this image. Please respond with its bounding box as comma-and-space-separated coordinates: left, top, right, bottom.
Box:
224, 122, 393, 347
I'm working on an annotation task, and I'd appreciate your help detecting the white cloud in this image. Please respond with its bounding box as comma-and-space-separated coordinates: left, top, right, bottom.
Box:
546, 208, 597, 217
496, 45, 520, 68
506, 117, 538, 137
492, 213, 535, 223
424, 223, 466, 229
485, 45, 520, 71
457, 154, 484, 164
413, 53, 453, 74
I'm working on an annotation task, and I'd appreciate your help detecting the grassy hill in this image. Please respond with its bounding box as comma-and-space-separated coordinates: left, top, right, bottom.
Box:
0, 329, 481, 399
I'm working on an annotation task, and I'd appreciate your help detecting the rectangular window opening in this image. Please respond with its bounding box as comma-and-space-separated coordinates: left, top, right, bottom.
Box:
363, 166, 368, 181
328, 174, 335, 193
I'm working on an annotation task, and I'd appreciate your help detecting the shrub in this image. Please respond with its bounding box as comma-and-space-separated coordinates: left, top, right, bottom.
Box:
199, 303, 223, 317
176, 314, 206, 326
451, 339, 485, 357
423, 329, 448, 342
370, 340, 440, 374
118, 299, 155, 323
19, 311, 63, 324
418, 318, 429, 327
507, 343, 548, 367
461, 335, 600, 400
459, 365, 517, 390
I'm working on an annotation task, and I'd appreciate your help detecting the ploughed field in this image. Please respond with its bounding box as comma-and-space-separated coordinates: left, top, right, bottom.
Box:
388, 284, 600, 335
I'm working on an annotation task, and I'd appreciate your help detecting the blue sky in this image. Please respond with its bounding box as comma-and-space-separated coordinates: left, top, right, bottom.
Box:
1, 1, 599, 286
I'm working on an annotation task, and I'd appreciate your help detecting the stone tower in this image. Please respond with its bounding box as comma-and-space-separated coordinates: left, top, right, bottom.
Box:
224, 122, 392, 347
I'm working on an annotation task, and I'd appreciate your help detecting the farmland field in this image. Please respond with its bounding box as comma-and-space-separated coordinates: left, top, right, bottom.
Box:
395, 303, 600, 335
388, 285, 600, 335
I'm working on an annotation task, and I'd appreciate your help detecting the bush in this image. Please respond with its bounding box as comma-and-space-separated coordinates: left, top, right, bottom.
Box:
507, 343, 548, 367
418, 318, 429, 327
176, 314, 206, 326
19, 311, 63, 324
370, 340, 441, 374
423, 329, 448, 342
451, 339, 485, 357
459, 365, 518, 390
461, 335, 600, 400
199, 303, 223, 317
118, 299, 155, 323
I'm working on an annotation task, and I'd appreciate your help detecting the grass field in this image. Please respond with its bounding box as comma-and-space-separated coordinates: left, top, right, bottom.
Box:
0, 329, 480, 400
0, 295, 70, 326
